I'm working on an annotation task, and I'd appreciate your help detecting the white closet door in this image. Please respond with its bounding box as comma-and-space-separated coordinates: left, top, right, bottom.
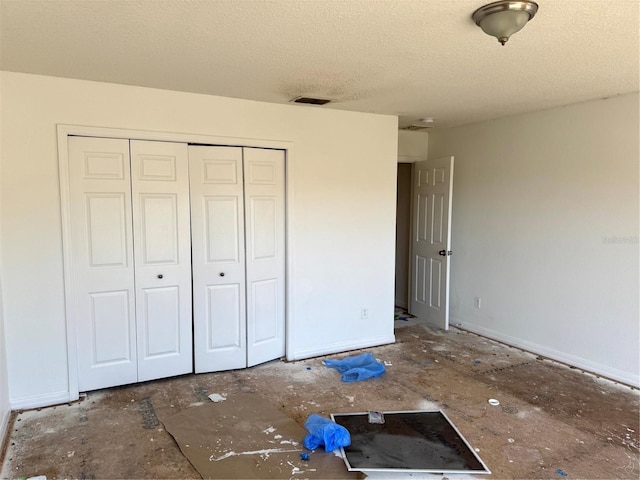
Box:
189, 146, 247, 372
69, 136, 138, 391
244, 148, 286, 367
130, 140, 193, 381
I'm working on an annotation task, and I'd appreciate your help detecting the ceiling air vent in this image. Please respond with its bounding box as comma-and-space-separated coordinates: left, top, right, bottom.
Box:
400, 125, 433, 131
400, 117, 435, 131
290, 96, 331, 105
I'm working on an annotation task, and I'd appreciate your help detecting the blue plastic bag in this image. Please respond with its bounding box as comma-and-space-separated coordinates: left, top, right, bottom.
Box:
323, 352, 386, 382
303, 414, 351, 452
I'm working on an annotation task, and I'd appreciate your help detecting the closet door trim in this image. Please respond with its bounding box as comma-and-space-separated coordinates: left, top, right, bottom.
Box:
58, 124, 295, 402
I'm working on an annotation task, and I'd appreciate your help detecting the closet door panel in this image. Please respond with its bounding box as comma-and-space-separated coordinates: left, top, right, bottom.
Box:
141, 286, 180, 357
89, 290, 132, 363
250, 279, 278, 344
206, 283, 242, 349
131, 140, 193, 382
69, 136, 138, 391
190, 146, 247, 373
85, 194, 129, 267
138, 194, 180, 264
244, 148, 286, 367
206, 196, 241, 262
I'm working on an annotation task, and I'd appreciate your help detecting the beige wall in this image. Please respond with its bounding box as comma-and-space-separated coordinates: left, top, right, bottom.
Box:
398, 130, 428, 162
0, 108, 10, 438
0, 72, 399, 407
0, 270, 8, 441
428, 93, 639, 386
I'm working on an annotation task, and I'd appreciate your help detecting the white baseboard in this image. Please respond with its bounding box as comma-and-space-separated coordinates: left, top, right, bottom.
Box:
10, 390, 73, 410
456, 321, 640, 388
289, 334, 396, 361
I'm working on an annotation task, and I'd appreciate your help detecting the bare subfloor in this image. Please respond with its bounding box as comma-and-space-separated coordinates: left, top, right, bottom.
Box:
2, 320, 639, 479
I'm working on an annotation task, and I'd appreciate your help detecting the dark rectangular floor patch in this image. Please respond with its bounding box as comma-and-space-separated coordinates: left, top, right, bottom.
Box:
137, 398, 159, 429
332, 410, 490, 475
192, 386, 209, 402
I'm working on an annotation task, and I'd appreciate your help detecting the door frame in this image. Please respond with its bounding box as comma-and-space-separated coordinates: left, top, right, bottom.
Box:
394, 162, 413, 310
57, 124, 294, 400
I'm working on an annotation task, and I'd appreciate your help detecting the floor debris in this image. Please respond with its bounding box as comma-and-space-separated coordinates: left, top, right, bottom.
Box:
323, 352, 386, 382
207, 393, 226, 403
161, 393, 357, 479
303, 414, 351, 452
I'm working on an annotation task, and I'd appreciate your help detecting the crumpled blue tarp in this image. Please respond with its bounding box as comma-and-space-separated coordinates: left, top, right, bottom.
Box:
322, 352, 386, 382
303, 413, 351, 452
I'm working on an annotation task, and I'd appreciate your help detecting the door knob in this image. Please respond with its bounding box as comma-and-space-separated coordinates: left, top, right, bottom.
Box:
219, 272, 225, 277
157, 274, 163, 279
439, 250, 446, 256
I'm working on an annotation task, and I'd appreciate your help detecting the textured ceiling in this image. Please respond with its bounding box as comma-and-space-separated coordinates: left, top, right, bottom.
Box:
1, 0, 638, 128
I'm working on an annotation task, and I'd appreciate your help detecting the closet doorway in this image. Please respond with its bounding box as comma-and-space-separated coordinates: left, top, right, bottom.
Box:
59, 126, 290, 397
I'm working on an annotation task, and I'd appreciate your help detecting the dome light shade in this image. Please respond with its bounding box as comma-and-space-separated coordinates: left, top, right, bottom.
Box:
472, 1, 538, 45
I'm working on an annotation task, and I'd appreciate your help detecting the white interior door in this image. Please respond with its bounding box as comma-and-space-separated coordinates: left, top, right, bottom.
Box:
69, 136, 138, 391
244, 148, 286, 367
409, 156, 454, 330
130, 140, 193, 381
189, 146, 247, 372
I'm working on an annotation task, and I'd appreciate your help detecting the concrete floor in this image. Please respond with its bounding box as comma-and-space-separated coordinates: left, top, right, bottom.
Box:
2, 317, 639, 479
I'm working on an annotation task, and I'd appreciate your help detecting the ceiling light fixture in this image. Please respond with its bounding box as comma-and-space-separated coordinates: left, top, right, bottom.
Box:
472, 1, 538, 45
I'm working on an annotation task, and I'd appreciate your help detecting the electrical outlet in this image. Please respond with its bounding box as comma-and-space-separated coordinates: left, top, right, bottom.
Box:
361, 307, 368, 319
474, 297, 482, 309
